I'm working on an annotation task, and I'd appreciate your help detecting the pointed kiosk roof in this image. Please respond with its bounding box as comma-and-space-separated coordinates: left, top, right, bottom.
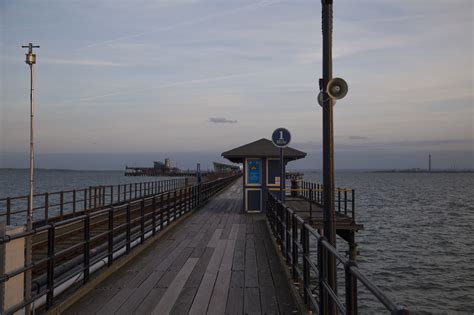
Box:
221, 138, 307, 163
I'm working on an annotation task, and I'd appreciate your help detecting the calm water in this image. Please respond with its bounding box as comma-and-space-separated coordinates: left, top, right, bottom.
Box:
1, 169, 473, 313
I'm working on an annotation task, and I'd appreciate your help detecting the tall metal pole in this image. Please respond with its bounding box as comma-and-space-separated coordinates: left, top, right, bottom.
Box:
321, 1, 337, 313
280, 147, 284, 202
22, 42, 39, 314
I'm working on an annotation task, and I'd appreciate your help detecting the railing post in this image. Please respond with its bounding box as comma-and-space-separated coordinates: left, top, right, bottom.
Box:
83, 214, 90, 284
93, 187, 97, 209
302, 225, 310, 306
110, 186, 114, 206
279, 203, 284, 246
345, 261, 357, 315
118, 184, 121, 202
45, 192, 49, 222
352, 190, 355, 222
292, 214, 298, 281
72, 189, 76, 215
318, 238, 326, 314
344, 190, 348, 216
60, 191, 64, 219
338, 189, 341, 213
46, 223, 55, 309
84, 189, 87, 212
317, 184, 320, 204
126, 203, 131, 253
152, 196, 157, 235
108, 207, 114, 267
167, 191, 171, 223
160, 194, 164, 230
173, 190, 177, 219
185, 187, 189, 212
134, 183, 138, 199
6, 197, 11, 225
285, 209, 291, 262
140, 199, 145, 244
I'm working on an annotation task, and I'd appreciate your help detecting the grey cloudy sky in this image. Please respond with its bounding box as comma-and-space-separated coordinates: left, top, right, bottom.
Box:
1, 0, 473, 169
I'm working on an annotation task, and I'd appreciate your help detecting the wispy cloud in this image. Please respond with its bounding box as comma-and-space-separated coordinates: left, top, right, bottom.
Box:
41, 58, 125, 67
208, 117, 237, 124
52, 71, 258, 105
82, 0, 282, 49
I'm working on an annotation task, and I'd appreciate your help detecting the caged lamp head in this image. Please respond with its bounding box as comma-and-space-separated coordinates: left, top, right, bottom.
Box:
25, 53, 36, 65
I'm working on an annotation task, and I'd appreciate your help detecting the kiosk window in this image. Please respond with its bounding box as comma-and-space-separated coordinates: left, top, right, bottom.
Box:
267, 159, 280, 185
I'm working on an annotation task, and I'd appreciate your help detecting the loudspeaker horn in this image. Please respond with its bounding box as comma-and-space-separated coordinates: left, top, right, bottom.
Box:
317, 91, 334, 107
327, 77, 348, 100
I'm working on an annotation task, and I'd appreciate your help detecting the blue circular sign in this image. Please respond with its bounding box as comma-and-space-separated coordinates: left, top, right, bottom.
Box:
272, 128, 291, 147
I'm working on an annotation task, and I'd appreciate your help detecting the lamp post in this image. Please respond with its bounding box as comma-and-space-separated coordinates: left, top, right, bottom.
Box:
22, 42, 39, 314
320, 1, 337, 314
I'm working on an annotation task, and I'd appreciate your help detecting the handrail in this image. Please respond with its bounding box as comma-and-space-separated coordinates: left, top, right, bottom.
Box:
266, 190, 409, 315
0, 174, 240, 314
296, 180, 356, 223
0, 178, 189, 226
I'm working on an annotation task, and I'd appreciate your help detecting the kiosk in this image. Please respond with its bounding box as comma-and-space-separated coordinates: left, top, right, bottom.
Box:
222, 138, 306, 212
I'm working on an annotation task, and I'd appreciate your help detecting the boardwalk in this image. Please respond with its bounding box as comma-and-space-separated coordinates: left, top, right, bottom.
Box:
65, 179, 300, 314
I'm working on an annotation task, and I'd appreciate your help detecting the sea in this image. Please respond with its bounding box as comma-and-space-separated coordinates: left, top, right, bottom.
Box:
1, 169, 473, 313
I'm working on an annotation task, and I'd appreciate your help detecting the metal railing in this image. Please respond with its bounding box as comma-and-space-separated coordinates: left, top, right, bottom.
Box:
299, 181, 355, 222
0, 174, 239, 314
266, 190, 408, 315
0, 178, 187, 226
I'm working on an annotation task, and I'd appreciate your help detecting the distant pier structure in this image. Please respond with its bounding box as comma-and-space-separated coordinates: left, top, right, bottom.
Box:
125, 159, 241, 179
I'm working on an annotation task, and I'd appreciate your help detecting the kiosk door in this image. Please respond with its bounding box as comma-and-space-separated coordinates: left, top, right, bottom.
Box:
245, 158, 262, 212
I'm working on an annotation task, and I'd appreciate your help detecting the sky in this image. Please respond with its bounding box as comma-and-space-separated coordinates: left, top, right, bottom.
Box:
0, 0, 473, 170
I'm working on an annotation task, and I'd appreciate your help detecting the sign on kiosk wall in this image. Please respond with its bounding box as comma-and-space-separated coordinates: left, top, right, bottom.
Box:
246, 159, 261, 185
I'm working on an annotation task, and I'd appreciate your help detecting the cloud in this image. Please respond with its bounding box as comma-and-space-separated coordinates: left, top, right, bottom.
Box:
82, 0, 282, 49
208, 117, 237, 124
41, 58, 125, 67
349, 136, 368, 140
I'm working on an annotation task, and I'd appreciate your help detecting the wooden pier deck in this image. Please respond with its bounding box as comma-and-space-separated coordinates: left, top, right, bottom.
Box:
64, 179, 300, 314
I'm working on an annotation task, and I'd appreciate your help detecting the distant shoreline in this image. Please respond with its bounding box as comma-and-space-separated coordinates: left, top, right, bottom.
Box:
372, 170, 474, 174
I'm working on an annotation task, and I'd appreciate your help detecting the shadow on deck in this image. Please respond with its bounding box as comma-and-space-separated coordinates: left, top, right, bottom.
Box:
64, 180, 300, 314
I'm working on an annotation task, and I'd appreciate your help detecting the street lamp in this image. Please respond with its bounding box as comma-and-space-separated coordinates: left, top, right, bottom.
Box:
21, 42, 39, 314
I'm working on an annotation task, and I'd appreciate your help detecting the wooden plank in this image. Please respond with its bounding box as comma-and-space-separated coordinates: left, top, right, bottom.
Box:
155, 238, 192, 271
207, 270, 231, 314
63, 287, 120, 315
133, 288, 167, 314
115, 271, 164, 315
185, 247, 214, 288
152, 257, 199, 314
169, 286, 198, 315
188, 240, 227, 314
226, 287, 244, 315
207, 228, 223, 247
232, 239, 245, 271
243, 287, 261, 314
220, 239, 236, 271
207, 239, 236, 314
96, 288, 134, 314
228, 224, 240, 240
244, 237, 258, 288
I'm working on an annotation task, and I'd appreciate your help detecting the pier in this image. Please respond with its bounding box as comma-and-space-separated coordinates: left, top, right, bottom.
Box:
0, 172, 409, 314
